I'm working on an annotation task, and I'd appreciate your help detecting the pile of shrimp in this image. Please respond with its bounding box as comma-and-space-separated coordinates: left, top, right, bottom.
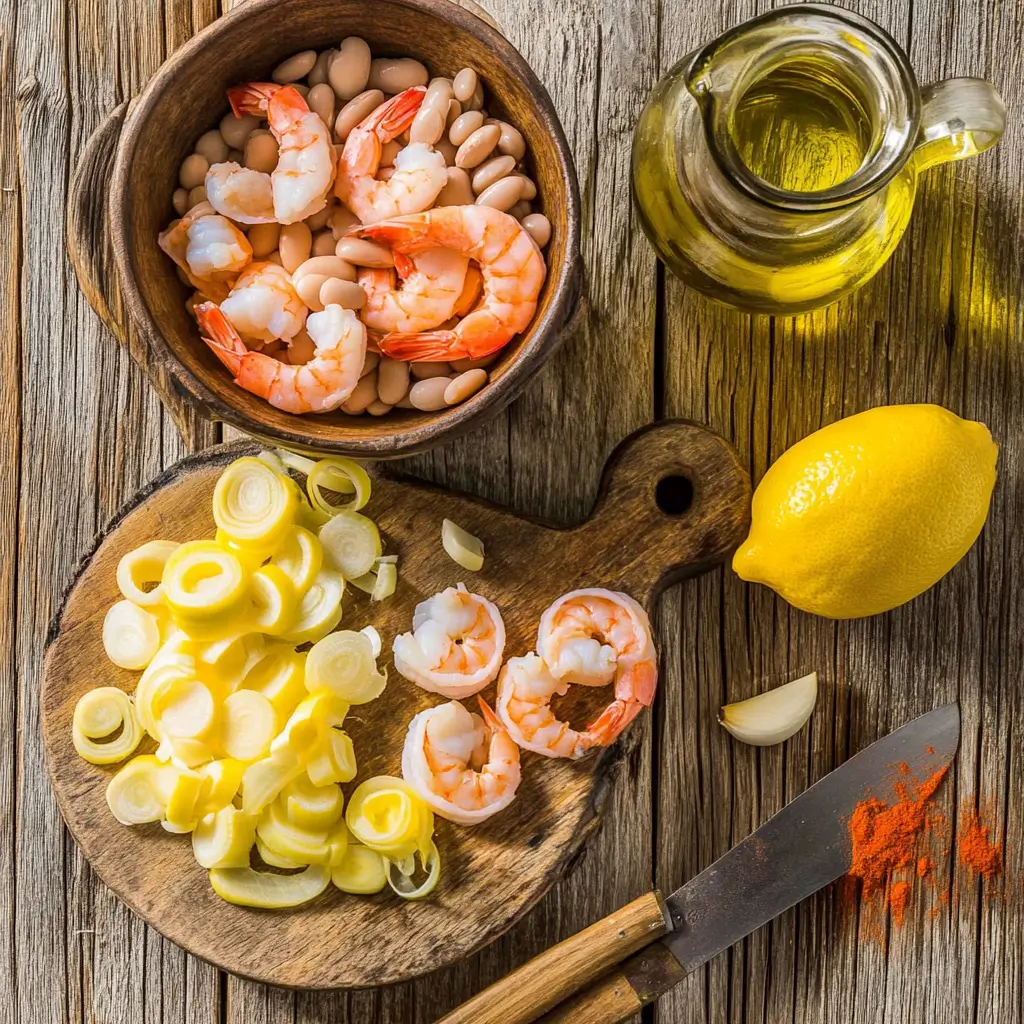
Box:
394, 585, 657, 825
159, 39, 551, 418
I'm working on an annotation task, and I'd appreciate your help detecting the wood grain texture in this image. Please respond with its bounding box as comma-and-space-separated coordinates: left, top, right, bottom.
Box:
7, 0, 1021, 1019
436, 891, 669, 1024
41, 424, 748, 988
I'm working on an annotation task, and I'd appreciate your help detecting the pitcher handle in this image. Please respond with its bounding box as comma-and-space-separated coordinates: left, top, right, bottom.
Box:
914, 77, 1006, 172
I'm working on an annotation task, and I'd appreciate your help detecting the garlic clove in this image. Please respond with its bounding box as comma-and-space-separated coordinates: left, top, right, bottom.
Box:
719, 671, 818, 747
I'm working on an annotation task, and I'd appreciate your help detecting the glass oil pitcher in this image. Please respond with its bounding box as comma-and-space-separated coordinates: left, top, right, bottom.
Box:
632, 4, 1006, 315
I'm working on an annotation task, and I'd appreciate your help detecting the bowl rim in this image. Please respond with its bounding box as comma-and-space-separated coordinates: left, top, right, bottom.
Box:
108, 0, 582, 457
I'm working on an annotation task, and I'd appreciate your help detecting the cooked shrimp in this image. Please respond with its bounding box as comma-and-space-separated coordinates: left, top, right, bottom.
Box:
220, 262, 306, 343
158, 202, 252, 301
402, 698, 520, 824
532, 588, 657, 746
205, 162, 276, 224
496, 653, 600, 759
359, 248, 469, 333
227, 83, 336, 224
352, 206, 546, 361
392, 583, 505, 699
335, 88, 446, 224
195, 301, 366, 414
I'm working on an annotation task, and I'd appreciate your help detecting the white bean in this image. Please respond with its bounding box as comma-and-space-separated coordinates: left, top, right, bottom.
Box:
335, 237, 394, 268
279, 222, 313, 273
360, 351, 380, 378
380, 139, 401, 168
496, 121, 526, 161
329, 37, 372, 101
444, 369, 488, 405
248, 222, 281, 258
286, 329, 316, 364
455, 124, 500, 169
319, 277, 366, 309
508, 199, 531, 221
513, 173, 537, 200
377, 357, 411, 405
172, 188, 189, 217
476, 176, 523, 211
308, 48, 337, 88
311, 229, 337, 256
522, 213, 551, 247
466, 82, 484, 111
244, 131, 278, 173
410, 361, 452, 380
366, 399, 393, 416
452, 68, 478, 103
409, 377, 453, 412
342, 369, 377, 413
272, 50, 317, 84
187, 184, 208, 209
219, 112, 260, 150
434, 167, 475, 207
295, 273, 328, 311
436, 139, 458, 166
195, 129, 229, 165
450, 354, 500, 371
305, 201, 335, 232
307, 83, 336, 129
410, 107, 445, 146
367, 57, 428, 93
293, 255, 357, 283
335, 89, 385, 141
445, 98, 462, 130
472, 154, 516, 194
330, 204, 361, 240
449, 110, 484, 147
179, 153, 209, 190
226, 148, 243, 163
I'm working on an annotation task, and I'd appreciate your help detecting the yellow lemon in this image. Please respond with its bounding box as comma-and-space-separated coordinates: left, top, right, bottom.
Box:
733, 404, 997, 618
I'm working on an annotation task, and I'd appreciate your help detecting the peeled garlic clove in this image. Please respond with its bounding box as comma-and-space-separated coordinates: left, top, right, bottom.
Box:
719, 671, 818, 747
442, 518, 484, 572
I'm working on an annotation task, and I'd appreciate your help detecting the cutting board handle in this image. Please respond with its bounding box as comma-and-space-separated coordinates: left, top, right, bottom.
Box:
579, 420, 752, 603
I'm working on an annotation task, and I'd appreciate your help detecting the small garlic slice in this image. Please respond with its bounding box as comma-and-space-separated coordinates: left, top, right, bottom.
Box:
441, 519, 484, 572
719, 671, 818, 747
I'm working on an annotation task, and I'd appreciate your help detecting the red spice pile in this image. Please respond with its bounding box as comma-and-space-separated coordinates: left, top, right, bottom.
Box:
839, 763, 1003, 940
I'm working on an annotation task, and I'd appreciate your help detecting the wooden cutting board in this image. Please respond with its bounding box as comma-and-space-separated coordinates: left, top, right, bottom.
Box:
41, 421, 750, 989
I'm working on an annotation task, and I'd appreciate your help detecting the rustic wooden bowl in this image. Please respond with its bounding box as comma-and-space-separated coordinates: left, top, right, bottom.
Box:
108, 0, 581, 457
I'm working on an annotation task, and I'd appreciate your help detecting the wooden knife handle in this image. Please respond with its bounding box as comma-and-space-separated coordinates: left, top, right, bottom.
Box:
537, 943, 688, 1024
434, 891, 670, 1024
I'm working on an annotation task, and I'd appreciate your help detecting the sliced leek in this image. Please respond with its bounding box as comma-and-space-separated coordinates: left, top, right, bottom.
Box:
283, 774, 344, 831
441, 519, 485, 572
166, 770, 210, 830
220, 690, 276, 761
155, 677, 218, 740
103, 600, 162, 670
72, 687, 143, 765
209, 864, 330, 908
306, 728, 357, 786
281, 569, 344, 644
162, 541, 248, 631
305, 630, 386, 704
319, 512, 381, 579
271, 689, 348, 761
345, 776, 434, 862
270, 526, 323, 593
273, 448, 318, 476
240, 646, 307, 720
106, 755, 174, 825
116, 540, 180, 607
332, 844, 387, 894
241, 748, 303, 816
307, 457, 370, 515
371, 562, 397, 601
360, 625, 382, 659
192, 806, 256, 869
257, 836, 305, 870
155, 734, 215, 770
249, 565, 298, 635
196, 758, 246, 816
386, 841, 441, 900
212, 456, 299, 549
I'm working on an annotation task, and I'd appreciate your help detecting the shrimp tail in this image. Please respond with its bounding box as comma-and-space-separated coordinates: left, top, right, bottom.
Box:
477, 697, 503, 734
350, 216, 432, 253
378, 330, 462, 362
227, 82, 279, 118
364, 86, 427, 141
584, 699, 644, 747
195, 301, 247, 375
617, 661, 658, 707
394, 251, 416, 280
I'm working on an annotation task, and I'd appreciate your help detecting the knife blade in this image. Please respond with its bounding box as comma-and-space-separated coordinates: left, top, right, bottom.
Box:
435, 702, 960, 1024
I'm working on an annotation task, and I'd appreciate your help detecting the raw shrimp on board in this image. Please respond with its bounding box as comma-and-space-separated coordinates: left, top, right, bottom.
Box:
359, 248, 470, 334
496, 589, 658, 759
219, 262, 306, 344
352, 205, 546, 362
334, 87, 447, 225
195, 301, 366, 414
157, 202, 252, 302
402, 698, 521, 824
226, 82, 336, 224
392, 583, 505, 698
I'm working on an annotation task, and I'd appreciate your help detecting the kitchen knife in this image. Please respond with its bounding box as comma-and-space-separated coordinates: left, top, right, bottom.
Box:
435, 702, 959, 1024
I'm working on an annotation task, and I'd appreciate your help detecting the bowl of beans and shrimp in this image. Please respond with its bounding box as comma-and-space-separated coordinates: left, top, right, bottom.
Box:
109, 0, 582, 457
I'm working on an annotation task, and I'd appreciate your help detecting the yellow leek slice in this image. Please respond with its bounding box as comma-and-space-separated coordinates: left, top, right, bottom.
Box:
166, 770, 210, 830
307, 457, 370, 515
196, 758, 246, 816
116, 540, 180, 607
192, 806, 257, 869
441, 519, 485, 572
319, 511, 381, 579
72, 687, 143, 765
196, 633, 264, 691
215, 529, 273, 571
371, 561, 397, 601
304, 630, 386, 705
212, 457, 299, 550
162, 542, 249, 639
281, 570, 344, 644
360, 625, 382, 659
306, 729, 357, 787
106, 755, 175, 825
220, 690, 276, 761
271, 689, 347, 760
135, 659, 196, 739
154, 677, 218, 741
282, 775, 344, 831
257, 799, 330, 864
209, 864, 329, 908
241, 748, 303, 816
248, 565, 298, 635
386, 841, 441, 900
256, 836, 305, 870
345, 776, 434, 862
256, 449, 287, 475
240, 646, 307, 721
273, 448, 318, 477
103, 599, 162, 670
332, 844, 387, 894
270, 526, 323, 594
155, 735, 215, 769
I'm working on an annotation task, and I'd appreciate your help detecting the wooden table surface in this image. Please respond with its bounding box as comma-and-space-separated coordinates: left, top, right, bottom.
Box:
2, 0, 1021, 1020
